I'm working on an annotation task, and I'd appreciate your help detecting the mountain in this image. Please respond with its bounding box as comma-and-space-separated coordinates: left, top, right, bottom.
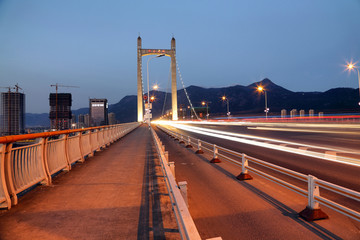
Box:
25, 78, 360, 127
25, 113, 50, 127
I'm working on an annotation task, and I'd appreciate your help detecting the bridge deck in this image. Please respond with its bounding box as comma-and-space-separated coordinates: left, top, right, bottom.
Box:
0, 125, 180, 240
1, 124, 359, 240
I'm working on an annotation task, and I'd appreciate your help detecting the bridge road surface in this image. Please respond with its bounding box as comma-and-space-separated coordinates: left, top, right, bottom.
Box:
155, 126, 360, 240
0, 125, 181, 240
166, 123, 360, 212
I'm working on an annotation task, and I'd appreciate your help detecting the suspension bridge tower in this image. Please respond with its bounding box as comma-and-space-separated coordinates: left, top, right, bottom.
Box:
137, 36, 178, 121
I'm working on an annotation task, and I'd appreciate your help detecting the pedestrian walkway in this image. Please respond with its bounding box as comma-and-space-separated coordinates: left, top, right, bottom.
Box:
0, 125, 180, 240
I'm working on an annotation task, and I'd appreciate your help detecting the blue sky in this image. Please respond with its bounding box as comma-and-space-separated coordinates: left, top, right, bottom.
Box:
0, 0, 359, 113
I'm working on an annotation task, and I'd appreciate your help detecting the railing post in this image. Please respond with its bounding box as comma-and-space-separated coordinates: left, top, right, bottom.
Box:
185, 136, 193, 148
299, 175, 328, 221
4, 143, 18, 205
63, 134, 71, 171
164, 151, 169, 164
40, 137, 52, 186
195, 139, 204, 154
179, 135, 185, 144
174, 133, 179, 141
169, 162, 175, 179
236, 154, 253, 180
78, 132, 85, 163
0, 144, 11, 209
210, 144, 221, 163
178, 181, 188, 207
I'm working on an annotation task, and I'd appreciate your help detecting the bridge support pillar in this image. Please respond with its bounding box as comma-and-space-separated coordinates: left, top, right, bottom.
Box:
137, 36, 143, 122
137, 36, 178, 122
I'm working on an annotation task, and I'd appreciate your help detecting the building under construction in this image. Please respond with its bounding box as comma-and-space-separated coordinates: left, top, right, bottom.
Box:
0, 90, 25, 136
49, 93, 72, 130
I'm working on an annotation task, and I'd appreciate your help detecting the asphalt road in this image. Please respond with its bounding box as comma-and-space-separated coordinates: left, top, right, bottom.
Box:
155, 121, 360, 212
154, 124, 360, 240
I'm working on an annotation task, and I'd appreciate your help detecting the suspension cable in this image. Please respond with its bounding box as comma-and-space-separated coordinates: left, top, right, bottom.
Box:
162, 64, 172, 116
175, 55, 200, 120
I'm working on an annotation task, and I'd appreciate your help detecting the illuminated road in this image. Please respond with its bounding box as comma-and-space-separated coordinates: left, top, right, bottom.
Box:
153, 123, 360, 239
154, 121, 360, 193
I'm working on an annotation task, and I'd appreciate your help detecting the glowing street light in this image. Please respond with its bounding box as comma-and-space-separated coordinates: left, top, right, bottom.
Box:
153, 84, 159, 90
222, 96, 230, 119
346, 61, 360, 99
257, 85, 269, 119
202, 101, 209, 120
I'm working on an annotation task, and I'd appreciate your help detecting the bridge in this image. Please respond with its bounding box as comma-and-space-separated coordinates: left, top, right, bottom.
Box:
1, 38, 360, 239
1, 119, 359, 239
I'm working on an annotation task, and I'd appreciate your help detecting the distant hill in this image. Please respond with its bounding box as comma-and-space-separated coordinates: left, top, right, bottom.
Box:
25, 78, 360, 127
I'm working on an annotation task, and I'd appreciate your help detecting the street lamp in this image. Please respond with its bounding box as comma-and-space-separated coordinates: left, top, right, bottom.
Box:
146, 54, 165, 127
257, 86, 269, 119
346, 61, 360, 99
222, 96, 230, 119
202, 101, 209, 120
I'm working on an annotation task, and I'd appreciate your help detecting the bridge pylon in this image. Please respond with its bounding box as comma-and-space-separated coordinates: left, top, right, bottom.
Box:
137, 36, 178, 121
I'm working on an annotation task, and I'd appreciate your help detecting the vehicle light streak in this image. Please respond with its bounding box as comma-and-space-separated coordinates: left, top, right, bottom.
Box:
154, 121, 360, 167
247, 127, 360, 135
159, 120, 360, 130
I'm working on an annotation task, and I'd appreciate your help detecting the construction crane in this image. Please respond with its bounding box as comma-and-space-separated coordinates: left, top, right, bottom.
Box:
50, 83, 80, 130
0, 86, 15, 92
14, 83, 23, 93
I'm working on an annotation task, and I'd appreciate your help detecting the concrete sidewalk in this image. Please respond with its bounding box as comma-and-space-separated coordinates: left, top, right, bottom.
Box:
0, 125, 180, 240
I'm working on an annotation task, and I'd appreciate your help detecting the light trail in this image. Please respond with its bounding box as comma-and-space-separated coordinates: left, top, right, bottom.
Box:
154, 121, 360, 167
247, 127, 360, 135
163, 120, 360, 130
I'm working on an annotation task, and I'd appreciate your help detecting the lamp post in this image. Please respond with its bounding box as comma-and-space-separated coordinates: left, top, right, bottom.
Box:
222, 96, 230, 119
257, 86, 269, 119
346, 62, 360, 101
201, 101, 209, 120
146, 54, 165, 127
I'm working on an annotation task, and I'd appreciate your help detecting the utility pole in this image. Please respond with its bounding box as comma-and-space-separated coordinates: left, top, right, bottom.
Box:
50, 84, 79, 130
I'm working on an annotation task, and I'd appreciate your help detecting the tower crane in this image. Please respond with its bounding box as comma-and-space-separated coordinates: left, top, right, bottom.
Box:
0, 86, 15, 92
50, 83, 80, 130
14, 83, 23, 93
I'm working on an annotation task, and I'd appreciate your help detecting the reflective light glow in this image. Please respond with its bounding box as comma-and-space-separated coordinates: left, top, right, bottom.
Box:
154, 121, 360, 167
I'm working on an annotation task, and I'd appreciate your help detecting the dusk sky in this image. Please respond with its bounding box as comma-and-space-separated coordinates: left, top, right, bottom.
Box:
0, 0, 359, 113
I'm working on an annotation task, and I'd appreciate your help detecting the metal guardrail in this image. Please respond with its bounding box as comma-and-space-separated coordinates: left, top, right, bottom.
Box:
157, 125, 360, 222
0, 122, 140, 209
150, 127, 202, 240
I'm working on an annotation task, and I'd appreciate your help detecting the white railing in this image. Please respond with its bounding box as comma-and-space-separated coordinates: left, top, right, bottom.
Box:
151, 127, 202, 240
158, 125, 360, 222
0, 122, 140, 209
